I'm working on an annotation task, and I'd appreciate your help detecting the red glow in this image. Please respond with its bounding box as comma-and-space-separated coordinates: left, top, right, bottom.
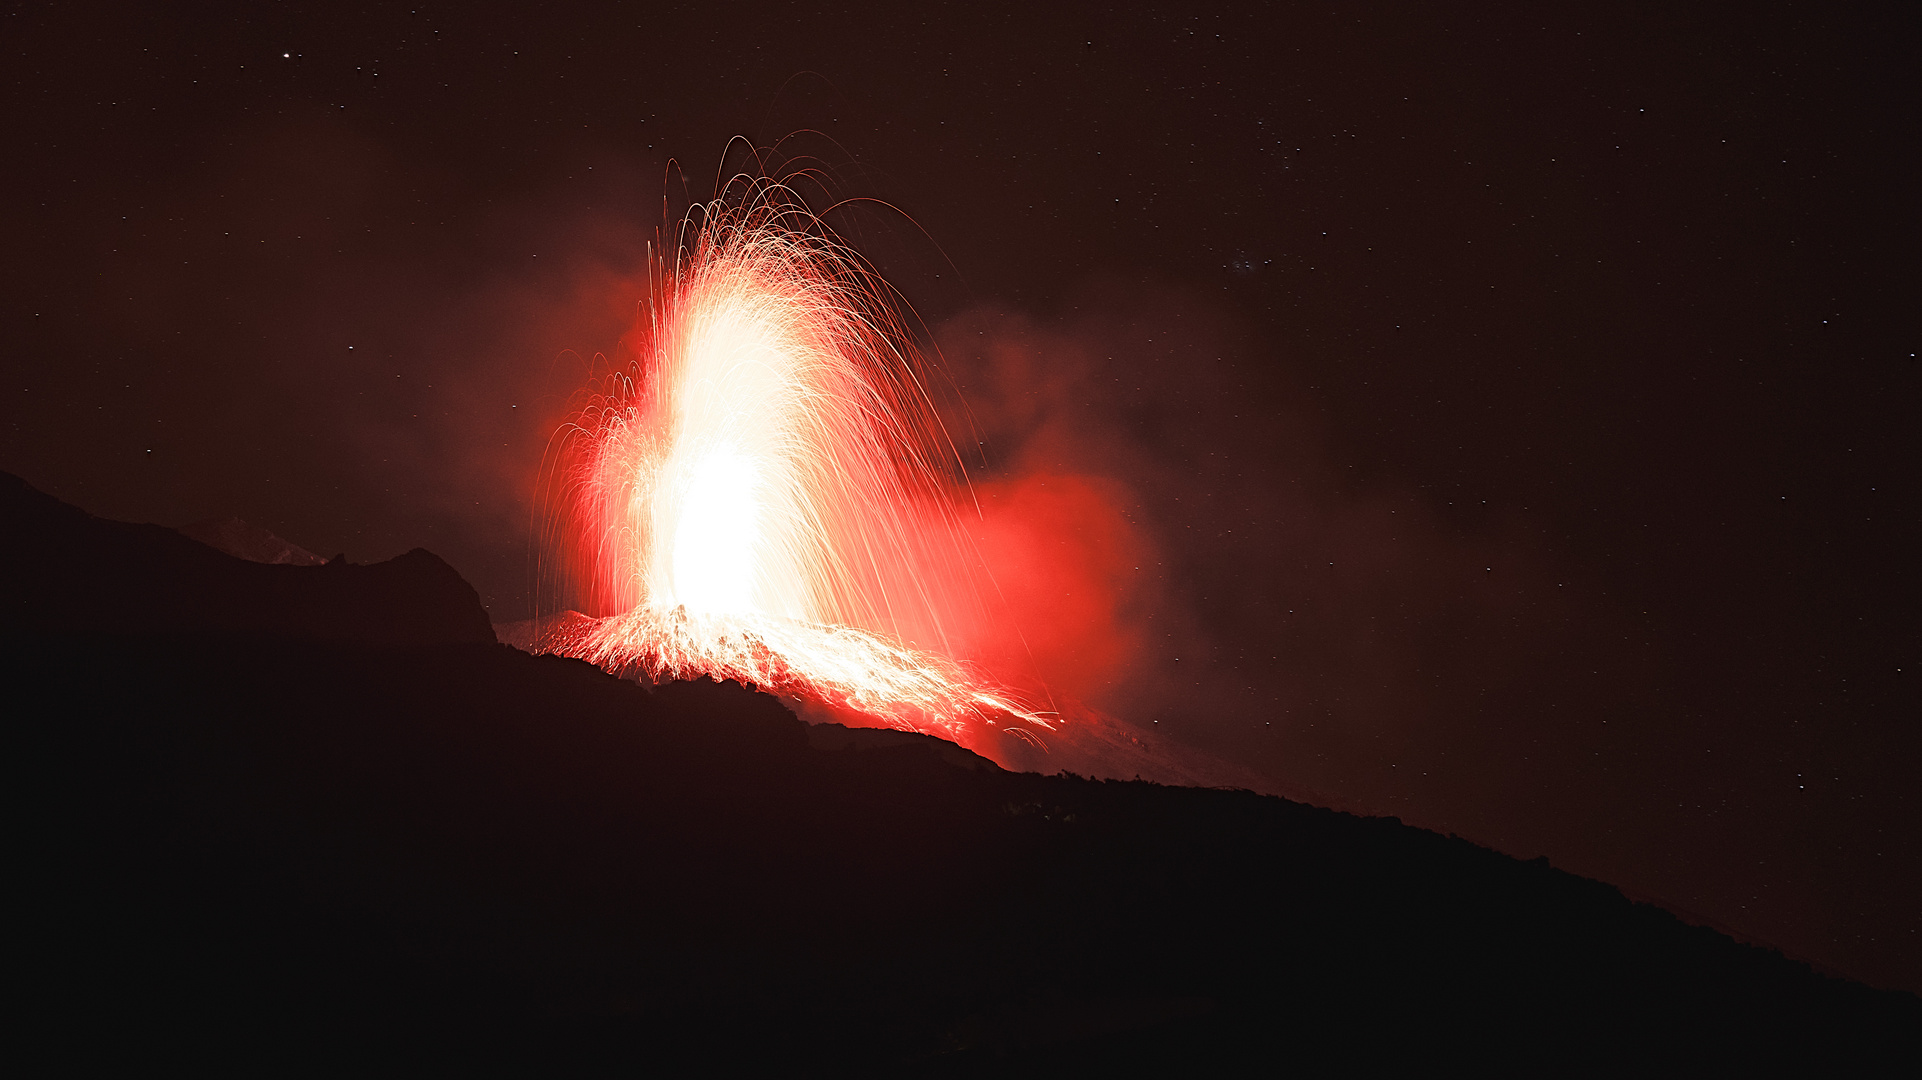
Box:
958, 472, 1151, 710
539, 175, 1056, 747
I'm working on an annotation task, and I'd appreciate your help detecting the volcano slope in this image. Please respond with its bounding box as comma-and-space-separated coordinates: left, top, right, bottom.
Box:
6, 472, 1916, 1073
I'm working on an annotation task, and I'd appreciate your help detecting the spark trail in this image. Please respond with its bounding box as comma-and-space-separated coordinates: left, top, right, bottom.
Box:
544, 174, 1052, 743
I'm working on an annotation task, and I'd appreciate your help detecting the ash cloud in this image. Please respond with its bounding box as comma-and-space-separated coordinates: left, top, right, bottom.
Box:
934, 280, 1596, 811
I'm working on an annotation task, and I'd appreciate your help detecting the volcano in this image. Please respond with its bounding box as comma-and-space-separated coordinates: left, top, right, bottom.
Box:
5, 472, 1915, 1072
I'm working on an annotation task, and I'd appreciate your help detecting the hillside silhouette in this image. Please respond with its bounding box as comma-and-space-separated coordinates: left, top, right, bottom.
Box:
5, 472, 1915, 1073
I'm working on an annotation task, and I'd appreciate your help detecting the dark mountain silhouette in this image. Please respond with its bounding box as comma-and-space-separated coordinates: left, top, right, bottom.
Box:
6, 472, 1915, 1073
1, 472, 492, 648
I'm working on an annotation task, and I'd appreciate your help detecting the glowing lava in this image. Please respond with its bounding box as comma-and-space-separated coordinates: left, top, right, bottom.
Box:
545, 175, 1052, 743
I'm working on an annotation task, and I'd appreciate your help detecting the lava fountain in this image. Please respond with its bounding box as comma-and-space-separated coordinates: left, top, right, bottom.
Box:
541, 175, 1053, 745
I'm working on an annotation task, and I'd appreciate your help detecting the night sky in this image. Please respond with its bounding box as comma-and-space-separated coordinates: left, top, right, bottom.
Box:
5, 3, 1916, 991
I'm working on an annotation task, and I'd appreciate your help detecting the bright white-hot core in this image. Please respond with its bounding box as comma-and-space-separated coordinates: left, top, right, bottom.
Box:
670, 446, 760, 614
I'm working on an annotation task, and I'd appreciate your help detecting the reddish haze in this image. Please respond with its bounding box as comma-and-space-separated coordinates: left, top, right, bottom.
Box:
962, 471, 1151, 713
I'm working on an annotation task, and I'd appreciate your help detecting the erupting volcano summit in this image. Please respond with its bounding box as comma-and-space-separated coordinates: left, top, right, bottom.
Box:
540, 175, 1051, 745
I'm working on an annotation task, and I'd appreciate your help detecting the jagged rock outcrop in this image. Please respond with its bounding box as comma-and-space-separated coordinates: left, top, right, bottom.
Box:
1, 472, 493, 647
176, 516, 327, 567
